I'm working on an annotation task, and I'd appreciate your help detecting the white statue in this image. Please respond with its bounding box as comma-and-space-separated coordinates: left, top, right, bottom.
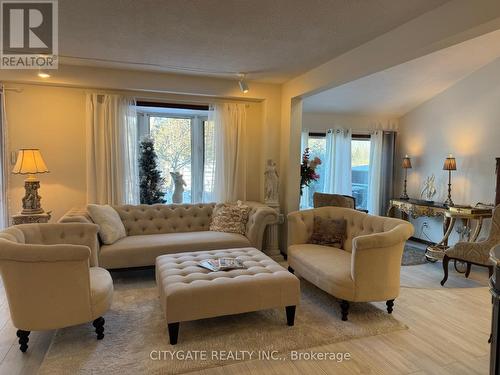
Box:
264, 159, 279, 204
420, 174, 437, 201
170, 172, 186, 204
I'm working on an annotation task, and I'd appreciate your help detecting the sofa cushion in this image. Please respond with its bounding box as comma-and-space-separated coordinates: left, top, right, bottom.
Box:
310, 216, 346, 248
210, 202, 251, 235
288, 244, 355, 301
87, 204, 126, 245
99, 231, 252, 269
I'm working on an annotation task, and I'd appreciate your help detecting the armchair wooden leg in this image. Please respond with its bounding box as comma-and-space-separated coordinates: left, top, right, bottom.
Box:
168, 322, 179, 345
287, 266, 294, 274
386, 299, 395, 314
465, 263, 472, 278
340, 300, 350, 321
441, 255, 450, 286
489, 266, 494, 278
92, 317, 105, 340
285, 305, 296, 326
16, 330, 30, 352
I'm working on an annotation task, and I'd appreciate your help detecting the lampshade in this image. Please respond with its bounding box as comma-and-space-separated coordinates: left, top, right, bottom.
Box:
12, 149, 49, 175
402, 155, 412, 169
443, 155, 457, 171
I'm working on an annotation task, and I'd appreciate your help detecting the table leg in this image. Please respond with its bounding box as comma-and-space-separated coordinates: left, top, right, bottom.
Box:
442, 216, 453, 247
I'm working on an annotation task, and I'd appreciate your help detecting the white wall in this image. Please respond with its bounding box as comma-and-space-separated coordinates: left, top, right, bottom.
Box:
397, 57, 500, 243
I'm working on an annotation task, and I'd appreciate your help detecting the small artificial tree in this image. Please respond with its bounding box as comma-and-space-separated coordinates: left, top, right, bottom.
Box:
139, 138, 166, 204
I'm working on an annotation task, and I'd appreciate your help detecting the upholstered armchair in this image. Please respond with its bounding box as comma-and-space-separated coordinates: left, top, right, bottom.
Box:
0, 223, 113, 352
287, 207, 413, 321
441, 205, 500, 285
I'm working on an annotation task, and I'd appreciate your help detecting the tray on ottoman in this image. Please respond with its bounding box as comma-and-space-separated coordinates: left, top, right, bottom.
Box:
155, 247, 300, 344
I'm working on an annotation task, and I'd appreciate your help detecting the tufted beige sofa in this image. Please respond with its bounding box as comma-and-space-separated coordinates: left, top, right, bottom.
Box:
0, 223, 113, 351
287, 207, 413, 321
60, 202, 278, 269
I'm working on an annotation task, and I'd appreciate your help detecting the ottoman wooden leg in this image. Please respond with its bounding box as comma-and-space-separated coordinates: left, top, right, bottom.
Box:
168, 322, 179, 345
286, 305, 296, 326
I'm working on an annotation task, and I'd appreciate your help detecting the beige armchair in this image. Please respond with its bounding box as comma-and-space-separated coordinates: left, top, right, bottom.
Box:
287, 207, 413, 321
0, 223, 113, 352
441, 205, 500, 285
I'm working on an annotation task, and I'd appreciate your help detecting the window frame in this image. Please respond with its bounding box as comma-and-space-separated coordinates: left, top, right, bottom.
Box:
136, 109, 209, 204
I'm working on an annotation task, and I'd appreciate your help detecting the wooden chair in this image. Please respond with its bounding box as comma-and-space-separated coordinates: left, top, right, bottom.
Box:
313, 192, 368, 213
441, 205, 500, 285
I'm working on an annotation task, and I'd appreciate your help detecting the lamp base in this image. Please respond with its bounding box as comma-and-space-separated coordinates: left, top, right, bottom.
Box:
400, 193, 410, 200
21, 179, 44, 214
444, 198, 454, 207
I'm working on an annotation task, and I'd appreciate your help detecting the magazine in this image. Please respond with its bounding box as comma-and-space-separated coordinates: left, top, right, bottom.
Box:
198, 257, 246, 272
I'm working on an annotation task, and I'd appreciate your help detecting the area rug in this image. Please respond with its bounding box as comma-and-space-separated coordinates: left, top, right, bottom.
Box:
39, 278, 407, 375
402, 244, 427, 266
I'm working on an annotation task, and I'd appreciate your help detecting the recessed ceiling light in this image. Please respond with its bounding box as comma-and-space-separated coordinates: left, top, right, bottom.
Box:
38, 72, 50, 78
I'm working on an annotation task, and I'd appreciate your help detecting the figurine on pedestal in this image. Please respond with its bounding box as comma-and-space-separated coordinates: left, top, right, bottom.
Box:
264, 159, 282, 261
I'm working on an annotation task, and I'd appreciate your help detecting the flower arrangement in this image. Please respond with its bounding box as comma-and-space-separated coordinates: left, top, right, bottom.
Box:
300, 148, 321, 195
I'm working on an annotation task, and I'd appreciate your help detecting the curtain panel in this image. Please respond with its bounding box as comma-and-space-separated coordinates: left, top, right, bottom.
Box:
209, 103, 247, 203
367, 130, 383, 215
0, 87, 9, 228
86, 94, 139, 205
324, 128, 352, 196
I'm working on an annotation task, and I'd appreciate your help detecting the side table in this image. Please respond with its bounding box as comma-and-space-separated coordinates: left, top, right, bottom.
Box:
12, 211, 51, 225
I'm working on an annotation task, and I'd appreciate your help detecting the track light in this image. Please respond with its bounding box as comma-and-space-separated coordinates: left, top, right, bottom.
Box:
238, 73, 249, 93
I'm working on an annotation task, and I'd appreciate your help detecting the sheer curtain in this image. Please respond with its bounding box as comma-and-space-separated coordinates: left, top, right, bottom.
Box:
0, 86, 8, 228
86, 93, 139, 205
209, 103, 247, 203
324, 128, 352, 195
367, 130, 383, 215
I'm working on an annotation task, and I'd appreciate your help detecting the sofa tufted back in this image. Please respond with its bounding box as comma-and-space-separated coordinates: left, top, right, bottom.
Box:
288, 207, 408, 252
114, 203, 216, 236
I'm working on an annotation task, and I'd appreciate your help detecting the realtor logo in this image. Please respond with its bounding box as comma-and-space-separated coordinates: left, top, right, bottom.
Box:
0, 0, 58, 69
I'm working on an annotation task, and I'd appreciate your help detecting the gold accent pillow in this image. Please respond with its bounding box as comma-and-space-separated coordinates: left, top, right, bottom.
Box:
209, 202, 251, 235
309, 216, 347, 249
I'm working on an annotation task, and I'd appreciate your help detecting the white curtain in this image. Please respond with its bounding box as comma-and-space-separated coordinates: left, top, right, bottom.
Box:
324, 128, 352, 196
299, 129, 309, 208
209, 103, 247, 203
86, 93, 139, 205
368, 130, 383, 215
0, 87, 9, 228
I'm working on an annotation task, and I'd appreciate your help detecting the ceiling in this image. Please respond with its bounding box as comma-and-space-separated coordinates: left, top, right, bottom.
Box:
303, 29, 500, 116
58, 0, 450, 83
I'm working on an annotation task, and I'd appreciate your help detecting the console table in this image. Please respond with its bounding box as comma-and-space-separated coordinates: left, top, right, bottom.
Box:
387, 199, 493, 266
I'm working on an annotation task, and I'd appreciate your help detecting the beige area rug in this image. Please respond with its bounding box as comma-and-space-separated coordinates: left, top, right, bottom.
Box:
39, 278, 407, 375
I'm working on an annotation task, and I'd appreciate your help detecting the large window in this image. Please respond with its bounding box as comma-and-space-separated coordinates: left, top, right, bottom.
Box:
304, 134, 326, 208
137, 105, 213, 204
303, 132, 371, 210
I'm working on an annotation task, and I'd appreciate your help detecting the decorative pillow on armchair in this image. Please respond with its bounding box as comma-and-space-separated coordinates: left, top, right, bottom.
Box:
87, 204, 127, 245
309, 216, 347, 249
209, 201, 251, 235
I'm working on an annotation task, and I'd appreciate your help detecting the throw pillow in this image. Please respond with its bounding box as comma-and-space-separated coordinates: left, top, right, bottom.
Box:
87, 204, 127, 245
209, 201, 251, 235
309, 216, 347, 248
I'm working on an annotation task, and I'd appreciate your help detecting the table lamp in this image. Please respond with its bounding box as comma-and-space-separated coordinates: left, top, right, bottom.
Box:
12, 149, 49, 214
443, 154, 456, 207
400, 155, 412, 200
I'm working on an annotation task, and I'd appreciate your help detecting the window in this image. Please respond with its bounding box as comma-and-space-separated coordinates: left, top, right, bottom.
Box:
303, 132, 371, 210
136, 104, 213, 204
351, 136, 371, 211
305, 133, 326, 208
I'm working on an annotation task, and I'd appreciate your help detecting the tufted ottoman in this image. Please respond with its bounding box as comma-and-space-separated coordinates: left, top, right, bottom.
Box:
155, 247, 300, 344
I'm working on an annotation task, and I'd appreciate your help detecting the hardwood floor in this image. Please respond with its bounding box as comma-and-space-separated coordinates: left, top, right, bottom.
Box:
0, 257, 492, 375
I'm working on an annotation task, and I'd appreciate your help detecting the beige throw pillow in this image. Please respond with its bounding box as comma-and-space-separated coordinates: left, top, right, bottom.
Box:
209, 201, 251, 235
309, 216, 347, 249
87, 204, 127, 245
